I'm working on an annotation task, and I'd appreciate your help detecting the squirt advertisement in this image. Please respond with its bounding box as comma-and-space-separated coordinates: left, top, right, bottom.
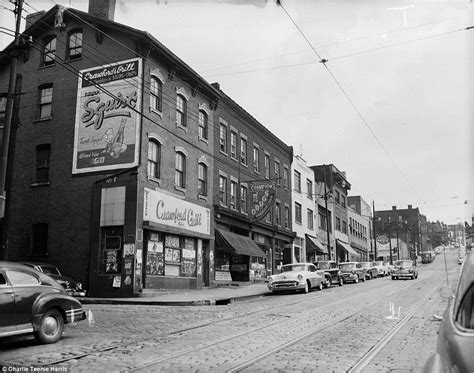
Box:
72, 58, 142, 174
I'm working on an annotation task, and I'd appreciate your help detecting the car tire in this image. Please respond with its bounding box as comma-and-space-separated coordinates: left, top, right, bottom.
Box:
391, 276, 395, 280
34, 308, 64, 344
354, 276, 359, 283
338, 278, 343, 286
318, 281, 323, 291
324, 277, 331, 288
361, 275, 366, 282
304, 281, 309, 293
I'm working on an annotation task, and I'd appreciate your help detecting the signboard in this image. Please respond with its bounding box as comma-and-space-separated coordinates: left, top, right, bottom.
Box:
72, 58, 142, 174
376, 235, 389, 245
143, 188, 211, 236
249, 180, 276, 222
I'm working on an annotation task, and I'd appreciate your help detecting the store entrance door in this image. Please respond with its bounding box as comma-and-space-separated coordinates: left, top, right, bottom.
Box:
203, 246, 210, 287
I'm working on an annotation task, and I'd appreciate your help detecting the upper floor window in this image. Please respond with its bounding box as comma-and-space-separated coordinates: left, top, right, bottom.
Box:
219, 124, 227, 153
275, 161, 281, 185
150, 77, 163, 112
67, 30, 82, 60
43, 36, 56, 66
175, 151, 186, 189
240, 137, 247, 165
264, 154, 270, 179
38, 85, 53, 120
284, 206, 290, 229
147, 140, 161, 179
35, 144, 50, 183
307, 179, 313, 199
230, 132, 237, 159
341, 195, 346, 207
219, 175, 227, 205
283, 167, 289, 189
294, 170, 301, 192
253, 146, 260, 173
198, 110, 208, 140
240, 185, 248, 214
275, 203, 281, 226
230, 180, 237, 210
198, 163, 207, 196
336, 217, 341, 231
342, 220, 347, 234
295, 202, 302, 224
335, 190, 340, 204
176, 94, 187, 128
307, 209, 314, 229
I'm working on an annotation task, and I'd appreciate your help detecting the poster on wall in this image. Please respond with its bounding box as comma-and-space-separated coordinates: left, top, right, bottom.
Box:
248, 180, 276, 223
72, 58, 142, 174
146, 241, 164, 275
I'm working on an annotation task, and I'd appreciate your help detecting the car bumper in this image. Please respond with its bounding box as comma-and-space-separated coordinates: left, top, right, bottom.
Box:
341, 273, 358, 282
66, 308, 87, 323
268, 281, 306, 291
392, 272, 415, 278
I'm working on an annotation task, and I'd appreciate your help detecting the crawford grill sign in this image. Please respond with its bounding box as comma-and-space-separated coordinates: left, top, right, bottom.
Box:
249, 180, 277, 223
72, 58, 142, 174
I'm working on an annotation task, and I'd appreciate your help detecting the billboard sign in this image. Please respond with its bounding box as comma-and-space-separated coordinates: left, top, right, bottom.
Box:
72, 58, 142, 174
249, 180, 277, 223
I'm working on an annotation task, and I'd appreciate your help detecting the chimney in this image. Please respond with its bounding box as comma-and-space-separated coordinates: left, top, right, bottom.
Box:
88, 0, 116, 21
392, 206, 397, 210
26, 11, 45, 29
408, 205, 412, 209
211, 82, 220, 91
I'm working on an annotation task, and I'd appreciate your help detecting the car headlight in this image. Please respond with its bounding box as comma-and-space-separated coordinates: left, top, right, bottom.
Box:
267, 276, 273, 282
297, 274, 303, 281
76, 282, 83, 290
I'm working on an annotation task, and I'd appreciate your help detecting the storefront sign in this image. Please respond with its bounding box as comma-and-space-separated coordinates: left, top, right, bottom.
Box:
143, 188, 211, 236
376, 235, 389, 245
72, 58, 142, 174
248, 180, 276, 222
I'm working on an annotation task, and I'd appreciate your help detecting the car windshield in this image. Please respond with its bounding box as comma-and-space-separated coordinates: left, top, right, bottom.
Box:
316, 262, 330, 270
360, 263, 370, 268
281, 264, 309, 272
340, 263, 355, 270
394, 261, 412, 268
40, 266, 61, 275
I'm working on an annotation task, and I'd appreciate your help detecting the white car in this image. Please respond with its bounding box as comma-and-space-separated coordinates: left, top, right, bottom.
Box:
267, 263, 325, 294
372, 261, 390, 276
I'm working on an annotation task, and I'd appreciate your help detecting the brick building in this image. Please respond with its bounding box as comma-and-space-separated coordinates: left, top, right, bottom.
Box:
0, 1, 222, 296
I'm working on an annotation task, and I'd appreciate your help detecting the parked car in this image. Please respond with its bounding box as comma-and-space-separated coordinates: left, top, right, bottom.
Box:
391, 260, 418, 280
339, 262, 366, 284
372, 260, 390, 276
267, 263, 325, 294
0, 261, 86, 344
21, 262, 86, 297
313, 260, 343, 287
422, 251, 474, 372
359, 262, 379, 279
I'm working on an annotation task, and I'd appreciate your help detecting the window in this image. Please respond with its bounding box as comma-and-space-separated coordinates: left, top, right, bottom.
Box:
100, 226, 123, 274
294, 170, 301, 192
175, 152, 186, 188
307, 179, 313, 199
230, 180, 237, 210
342, 220, 347, 234
147, 140, 161, 179
264, 154, 270, 179
32, 223, 48, 255
341, 195, 346, 207
219, 175, 227, 205
176, 94, 187, 127
283, 167, 289, 188
198, 163, 207, 196
38, 85, 53, 119
6, 270, 40, 286
336, 217, 341, 231
253, 146, 260, 173
275, 203, 281, 226
43, 36, 56, 66
199, 110, 208, 140
150, 77, 162, 112
307, 209, 314, 229
67, 30, 82, 60
455, 283, 474, 329
230, 132, 237, 159
35, 144, 50, 183
284, 206, 290, 229
295, 202, 302, 224
219, 124, 227, 153
240, 185, 248, 213
240, 137, 247, 165
265, 211, 272, 223
335, 190, 340, 204
275, 161, 281, 185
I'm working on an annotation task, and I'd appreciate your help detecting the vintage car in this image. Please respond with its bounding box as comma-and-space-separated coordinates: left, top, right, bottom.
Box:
339, 262, 366, 284
359, 261, 379, 279
391, 260, 418, 280
423, 251, 474, 372
0, 261, 86, 344
21, 262, 86, 297
267, 263, 325, 294
313, 260, 343, 287
372, 260, 390, 276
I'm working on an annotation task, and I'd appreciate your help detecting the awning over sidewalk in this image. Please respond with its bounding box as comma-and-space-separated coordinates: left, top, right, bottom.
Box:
215, 229, 267, 258
336, 240, 359, 257
306, 234, 328, 254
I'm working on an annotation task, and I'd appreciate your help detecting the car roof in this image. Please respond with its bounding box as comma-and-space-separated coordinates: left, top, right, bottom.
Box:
20, 261, 57, 267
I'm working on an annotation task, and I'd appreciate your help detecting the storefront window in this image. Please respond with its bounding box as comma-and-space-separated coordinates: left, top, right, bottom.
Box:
100, 226, 123, 274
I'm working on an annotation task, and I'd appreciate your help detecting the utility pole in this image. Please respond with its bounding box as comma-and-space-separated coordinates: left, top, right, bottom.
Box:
372, 201, 377, 260
0, 0, 23, 219
388, 217, 393, 265
324, 182, 331, 260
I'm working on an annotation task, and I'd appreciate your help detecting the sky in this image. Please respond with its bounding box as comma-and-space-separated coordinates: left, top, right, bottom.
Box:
1, 0, 473, 225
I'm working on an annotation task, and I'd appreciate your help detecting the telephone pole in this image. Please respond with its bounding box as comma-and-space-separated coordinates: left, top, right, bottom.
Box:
372, 201, 377, 260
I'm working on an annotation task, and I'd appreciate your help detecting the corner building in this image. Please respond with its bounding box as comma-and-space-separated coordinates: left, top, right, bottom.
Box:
211, 84, 294, 284
0, 1, 220, 296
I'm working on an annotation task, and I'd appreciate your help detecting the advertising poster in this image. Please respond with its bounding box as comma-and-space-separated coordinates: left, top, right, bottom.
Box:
73, 58, 142, 174
248, 180, 276, 223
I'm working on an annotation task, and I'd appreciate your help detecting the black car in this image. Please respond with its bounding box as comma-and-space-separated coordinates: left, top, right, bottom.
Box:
313, 261, 343, 287
0, 261, 86, 344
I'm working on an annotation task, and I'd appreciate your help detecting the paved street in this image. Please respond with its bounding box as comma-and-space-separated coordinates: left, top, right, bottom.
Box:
0, 251, 461, 372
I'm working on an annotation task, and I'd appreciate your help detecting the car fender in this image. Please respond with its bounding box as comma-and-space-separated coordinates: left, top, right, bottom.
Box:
422, 353, 450, 373
31, 292, 80, 329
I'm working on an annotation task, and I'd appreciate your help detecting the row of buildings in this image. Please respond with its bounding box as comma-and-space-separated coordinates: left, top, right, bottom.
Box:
0, 0, 429, 297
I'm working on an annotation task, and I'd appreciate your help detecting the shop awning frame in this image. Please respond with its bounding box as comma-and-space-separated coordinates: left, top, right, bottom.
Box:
336, 239, 359, 257
305, 234, 328, 254
215, 229, 267, 258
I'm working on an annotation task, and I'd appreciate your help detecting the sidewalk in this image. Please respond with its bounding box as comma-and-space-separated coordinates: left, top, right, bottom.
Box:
80, 283, 271, 306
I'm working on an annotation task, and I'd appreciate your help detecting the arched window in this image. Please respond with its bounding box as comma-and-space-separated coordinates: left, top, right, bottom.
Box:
67, 30, 83, 60
147, 140, 161, 179
150, 77, 162, 112
175, 151, 186, 188
198, 163, 207, 196
43, 36, 56, 66
198, 110, 208, 140
176, 94, 187, 128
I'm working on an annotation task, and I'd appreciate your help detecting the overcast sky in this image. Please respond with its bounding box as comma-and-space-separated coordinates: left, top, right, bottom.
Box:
1, 0, 472, 225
